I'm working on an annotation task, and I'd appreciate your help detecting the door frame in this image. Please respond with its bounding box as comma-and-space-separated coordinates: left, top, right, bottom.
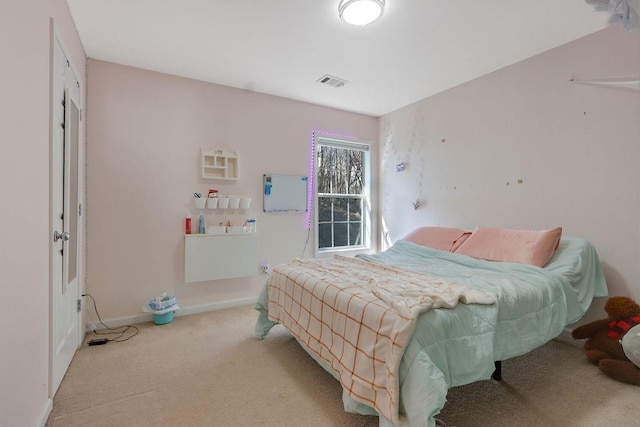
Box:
48, 20, 85, 398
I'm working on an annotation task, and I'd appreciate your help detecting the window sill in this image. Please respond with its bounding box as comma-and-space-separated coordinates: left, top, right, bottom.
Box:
315, 246, 374, 258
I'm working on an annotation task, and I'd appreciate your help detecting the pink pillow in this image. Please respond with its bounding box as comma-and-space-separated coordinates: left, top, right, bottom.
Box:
403, 227, 471, 252
453, 227, 563, 267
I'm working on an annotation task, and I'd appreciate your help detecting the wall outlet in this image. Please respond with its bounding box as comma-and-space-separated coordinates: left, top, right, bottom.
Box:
262, 261, 269, 273
87, 322, 98, 332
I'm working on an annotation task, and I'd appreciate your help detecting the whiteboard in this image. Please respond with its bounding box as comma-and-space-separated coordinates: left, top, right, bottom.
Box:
263, 174, 308, 213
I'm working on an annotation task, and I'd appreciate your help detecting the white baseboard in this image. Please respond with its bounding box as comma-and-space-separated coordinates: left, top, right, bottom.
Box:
37, 398, 53, 427
86, 296, 257, 331
553, 326, 583, 349
177, 296, 258, 317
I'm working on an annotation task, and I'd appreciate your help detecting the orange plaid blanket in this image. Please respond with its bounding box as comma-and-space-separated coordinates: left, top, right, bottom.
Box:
267, 255, 495, 423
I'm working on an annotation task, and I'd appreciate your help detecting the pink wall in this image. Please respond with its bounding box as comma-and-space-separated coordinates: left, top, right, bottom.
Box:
379, 26, 640, 320
0, 6, 634, 423
86, 60, 378, 321
0, 0, 86, 425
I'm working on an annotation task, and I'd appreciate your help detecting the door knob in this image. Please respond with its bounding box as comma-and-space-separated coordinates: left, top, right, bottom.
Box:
53, 231, 71, 242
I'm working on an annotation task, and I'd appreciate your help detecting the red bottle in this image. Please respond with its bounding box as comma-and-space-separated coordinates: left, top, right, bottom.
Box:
185, 215, 192, 234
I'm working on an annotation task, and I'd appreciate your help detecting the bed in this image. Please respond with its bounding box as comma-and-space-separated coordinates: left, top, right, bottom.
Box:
255, 227, 608, 427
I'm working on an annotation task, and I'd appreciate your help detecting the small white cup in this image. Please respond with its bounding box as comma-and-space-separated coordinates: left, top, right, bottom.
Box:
229, 196, 240, 209
206, 197, 218, 209
239, 197, 251, 209
194, 197, 206, 209
217, 197, 230, 209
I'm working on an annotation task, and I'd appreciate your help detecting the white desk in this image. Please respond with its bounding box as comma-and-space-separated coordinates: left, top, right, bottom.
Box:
184, 233, 258, 282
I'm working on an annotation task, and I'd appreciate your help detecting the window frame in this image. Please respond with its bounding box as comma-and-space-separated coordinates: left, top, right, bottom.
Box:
314, 135, 372, 256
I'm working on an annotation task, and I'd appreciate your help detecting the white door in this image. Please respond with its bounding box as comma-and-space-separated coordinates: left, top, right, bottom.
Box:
50, 33, 82, 396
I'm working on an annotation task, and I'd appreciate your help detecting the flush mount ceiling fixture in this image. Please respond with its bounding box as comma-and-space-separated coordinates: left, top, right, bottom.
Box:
339, 0, 385, 26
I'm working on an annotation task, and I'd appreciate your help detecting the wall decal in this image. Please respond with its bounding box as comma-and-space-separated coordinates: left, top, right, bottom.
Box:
570, 75, 640, 91
380, 118, 395, 219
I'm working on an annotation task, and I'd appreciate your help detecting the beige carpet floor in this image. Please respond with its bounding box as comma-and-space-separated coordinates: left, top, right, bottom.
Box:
47, 304, 638, 427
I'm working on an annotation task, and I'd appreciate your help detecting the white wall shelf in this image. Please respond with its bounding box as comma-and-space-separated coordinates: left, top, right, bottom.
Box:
184, 233, 257, 282
201, 148, 238, 180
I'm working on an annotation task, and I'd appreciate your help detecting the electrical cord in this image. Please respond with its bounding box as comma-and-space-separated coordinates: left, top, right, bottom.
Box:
82, 293, 138, 342
302, 225, 311, 258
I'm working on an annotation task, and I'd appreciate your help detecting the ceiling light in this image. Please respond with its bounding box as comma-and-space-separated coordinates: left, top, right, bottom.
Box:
339, 0, 385, 26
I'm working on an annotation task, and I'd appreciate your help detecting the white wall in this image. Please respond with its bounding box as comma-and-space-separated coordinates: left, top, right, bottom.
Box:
379, 26, 640, 321
0, 1, 86, 425
85, 60, 378, 322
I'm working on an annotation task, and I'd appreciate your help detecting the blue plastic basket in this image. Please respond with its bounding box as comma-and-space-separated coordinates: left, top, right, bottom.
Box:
153, 311, 174, 325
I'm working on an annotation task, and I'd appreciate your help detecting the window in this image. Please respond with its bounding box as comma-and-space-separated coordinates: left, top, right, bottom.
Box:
314, 136, 371, 253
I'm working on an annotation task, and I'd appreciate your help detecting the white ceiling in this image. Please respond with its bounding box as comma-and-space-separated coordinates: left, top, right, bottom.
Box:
65, 0, 612, 117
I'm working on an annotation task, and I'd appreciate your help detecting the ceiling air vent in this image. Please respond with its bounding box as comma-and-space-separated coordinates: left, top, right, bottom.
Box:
317, 74, 348, 88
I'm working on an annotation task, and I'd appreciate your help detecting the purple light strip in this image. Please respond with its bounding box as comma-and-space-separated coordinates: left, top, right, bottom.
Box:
307, 132, 316, 229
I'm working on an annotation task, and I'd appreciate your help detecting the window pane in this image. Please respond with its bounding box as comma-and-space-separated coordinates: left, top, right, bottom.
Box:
317, 147, 333, 193
348, 198, 362, 221
330, 148, 350, 194
333, 223, 347, 247
347, 150, 363, 194
67, 98, 80, 284
317, 146, 365, 196
319, 223, 332, 248
333, 198, 348, 221
318, 197, 332, 222
349, 222, 362, 245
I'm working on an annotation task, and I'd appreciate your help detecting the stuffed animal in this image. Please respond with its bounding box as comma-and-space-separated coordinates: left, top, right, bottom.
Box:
572, 296, 640, 385
598, 324, 640, 386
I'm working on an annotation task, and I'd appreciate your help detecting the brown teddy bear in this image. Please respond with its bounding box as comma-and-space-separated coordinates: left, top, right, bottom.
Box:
571, 296, 640, 385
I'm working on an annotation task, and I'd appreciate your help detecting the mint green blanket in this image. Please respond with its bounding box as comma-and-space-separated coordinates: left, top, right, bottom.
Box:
255, 237, 607, 427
